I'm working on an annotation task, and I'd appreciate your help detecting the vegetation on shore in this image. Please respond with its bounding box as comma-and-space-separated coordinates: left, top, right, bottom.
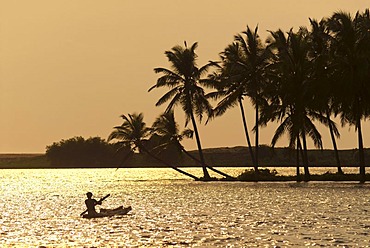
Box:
1, 143, 369, 168
109, 9, 370, 182
2, 149, 370, 182
235, 168, 370, 182
1, 142, 370, 181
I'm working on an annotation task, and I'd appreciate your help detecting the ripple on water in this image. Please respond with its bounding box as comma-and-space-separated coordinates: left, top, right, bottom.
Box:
0, 169, 370, 246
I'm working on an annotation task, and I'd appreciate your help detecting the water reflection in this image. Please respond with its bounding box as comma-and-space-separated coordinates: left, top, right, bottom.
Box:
0, 168, 369, 246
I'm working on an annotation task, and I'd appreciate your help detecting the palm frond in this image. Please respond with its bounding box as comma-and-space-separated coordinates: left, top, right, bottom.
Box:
154, 75, 184, 88
164, 92, 182, 114
190, 42, 198, 52
304, 116, 323, 149
214, 91, 242, 116
205, 91, 222, 101
181, 128, 194, 139
271, 117, 291, 147
198, 61, 219, 77
155, 87, 181, 107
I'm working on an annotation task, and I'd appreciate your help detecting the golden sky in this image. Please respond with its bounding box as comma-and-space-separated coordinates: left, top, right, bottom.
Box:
0, 0, 369, 153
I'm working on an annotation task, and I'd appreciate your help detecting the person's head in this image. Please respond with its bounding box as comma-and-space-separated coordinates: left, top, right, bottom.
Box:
86, 192, 93, 199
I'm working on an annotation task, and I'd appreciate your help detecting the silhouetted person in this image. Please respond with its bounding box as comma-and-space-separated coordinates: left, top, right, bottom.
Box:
85, 192, 101, 215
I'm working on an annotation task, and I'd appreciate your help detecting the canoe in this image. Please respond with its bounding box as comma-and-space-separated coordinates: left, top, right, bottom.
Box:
82, 206, 132, 219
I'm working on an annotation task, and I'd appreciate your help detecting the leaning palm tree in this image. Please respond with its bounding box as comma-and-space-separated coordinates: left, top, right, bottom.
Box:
148, 42, 216, 180
151, 111, 235, 180
213, 26, 270, 173
108, 112, 199, 180
327, 10, 370, 183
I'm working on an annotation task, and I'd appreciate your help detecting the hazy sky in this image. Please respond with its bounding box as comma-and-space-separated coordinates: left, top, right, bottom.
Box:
1, 1, 369, 153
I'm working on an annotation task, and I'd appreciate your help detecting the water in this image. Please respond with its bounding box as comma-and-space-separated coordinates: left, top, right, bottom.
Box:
1, 168, 369, 247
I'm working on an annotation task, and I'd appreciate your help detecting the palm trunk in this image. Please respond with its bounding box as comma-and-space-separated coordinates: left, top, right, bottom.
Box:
301, 132, 310, 182
115, 150, 134, 170
326, 110, 343, 174
357, 118, 366, 183
189, 111, 211, 180
299, 140, 305, 167
239, 98, 256, 169
255, 99, 259, 173
296, 137, 302, 182
180, 146, 235, 180
139, 145, 200, 180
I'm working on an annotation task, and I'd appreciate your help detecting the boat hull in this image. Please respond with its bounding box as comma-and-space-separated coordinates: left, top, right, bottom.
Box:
82, 206, 132, 219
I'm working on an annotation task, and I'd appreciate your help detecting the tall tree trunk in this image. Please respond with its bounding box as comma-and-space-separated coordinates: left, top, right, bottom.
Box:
357, 118, 366, 183
189, 111, 211, 180
140, 145, 200, 180
296, 137, 302, 182
326, 110, 343, 174
255, 99, 259, 173
180, 146, 235, 180
301, 132, 310, 182
238, 98, 256, 169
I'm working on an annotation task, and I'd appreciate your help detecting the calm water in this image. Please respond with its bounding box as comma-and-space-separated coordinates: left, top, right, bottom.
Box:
0, 168, 369, 247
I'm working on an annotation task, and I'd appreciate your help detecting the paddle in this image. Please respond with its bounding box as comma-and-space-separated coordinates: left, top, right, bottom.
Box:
80, 193, 111, 216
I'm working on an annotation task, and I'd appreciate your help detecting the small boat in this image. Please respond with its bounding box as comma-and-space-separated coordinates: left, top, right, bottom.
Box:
82, 206, 132, 219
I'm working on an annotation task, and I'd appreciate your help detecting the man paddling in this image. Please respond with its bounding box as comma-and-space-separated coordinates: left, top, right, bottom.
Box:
85, 192, 102, 216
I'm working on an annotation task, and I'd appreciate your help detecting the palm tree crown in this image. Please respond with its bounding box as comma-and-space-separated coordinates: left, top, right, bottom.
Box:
108, 113, 151, 153
150, 111, 193, 155
149, 42, 215, 124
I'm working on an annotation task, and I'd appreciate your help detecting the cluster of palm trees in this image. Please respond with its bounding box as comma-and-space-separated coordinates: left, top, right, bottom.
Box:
109, 10, 370, 182
108, 112, 234, 180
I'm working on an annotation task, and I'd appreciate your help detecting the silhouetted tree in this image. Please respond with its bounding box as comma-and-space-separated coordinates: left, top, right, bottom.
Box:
307, 18, 343, 174
327, 10, 370, 182
261, 29, 329, 181
149, 42, 217, 180
213, 26, 270, 175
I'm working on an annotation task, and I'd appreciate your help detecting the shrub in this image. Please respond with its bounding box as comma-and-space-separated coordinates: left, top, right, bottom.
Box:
46, 136, 116, 167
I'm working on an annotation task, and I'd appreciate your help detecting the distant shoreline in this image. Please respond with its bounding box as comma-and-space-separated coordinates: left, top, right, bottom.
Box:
1, 151, 370, 182
0, 146, 368, 169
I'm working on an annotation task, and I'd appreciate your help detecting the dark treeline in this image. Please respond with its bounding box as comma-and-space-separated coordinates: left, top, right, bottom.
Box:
43, 136, 370, 169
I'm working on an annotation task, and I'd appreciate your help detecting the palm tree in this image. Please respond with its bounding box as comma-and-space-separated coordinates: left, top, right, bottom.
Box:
261, 28, 329, 181
148, 42, 217, 180
151, 111, 235, 180
327, 10, 370, 183
108, 113, 199, 180
307, 18, 343, 174
213, 43, 256, 170
213, 26, 270, 173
